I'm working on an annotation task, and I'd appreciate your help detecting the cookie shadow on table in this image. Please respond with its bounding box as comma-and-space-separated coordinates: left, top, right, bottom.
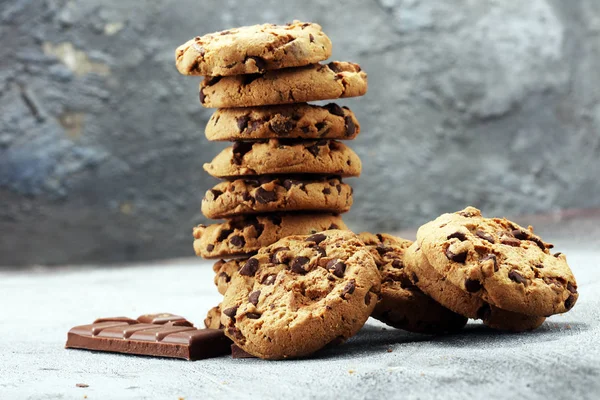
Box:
311, 320, 590, 360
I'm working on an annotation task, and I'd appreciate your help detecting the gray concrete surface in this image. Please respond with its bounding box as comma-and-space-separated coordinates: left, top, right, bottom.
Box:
1, 236, 599, 399
2, 0, 600, 266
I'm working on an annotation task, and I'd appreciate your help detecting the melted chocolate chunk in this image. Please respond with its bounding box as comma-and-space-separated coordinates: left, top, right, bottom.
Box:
222, 306, 238, 318
364, 292, 371, 305
322, 187, 331, 195
391, 259, 403, 269
480, 253, 498, 271
241, 73, 263, 85
567, 282, 577, 294
564, 295, 576, 310
230, 235, 245, 248
464, 278, 482, 293
476, 230, 495, 244
324, 103, 344, 117
341, 280, 356, 298
501, 237, 521, 247
447, 232, 467, 241
217, 228, 233, 242
239, 258, 259, 276
232, 142, 253, 165
248, 291, 261, 306
290, 256, 310, 274
206, 244, 215, 252
344, 116, 356, 137
254, 187, 277, 204
245, 312, 261, 320
270, 246, 290, 264
306, 233, 327, 244
235, 115, 250, 132
306, 144, 320, 156
445, 248, 468, 263
209, 189, 223, 199
270, 119, 295, 135
326, 259, 346, 278
512, 229, 529, 240
508, 270, 527, 284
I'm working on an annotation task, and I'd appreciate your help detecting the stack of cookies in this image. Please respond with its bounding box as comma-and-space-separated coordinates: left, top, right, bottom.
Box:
175, 22, 366, 321
403, 207, 579, 331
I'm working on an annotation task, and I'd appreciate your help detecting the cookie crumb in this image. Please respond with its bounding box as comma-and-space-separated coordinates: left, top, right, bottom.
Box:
348, 370, 355, 374
387, 348, 393, 353
76, 383, 89, 388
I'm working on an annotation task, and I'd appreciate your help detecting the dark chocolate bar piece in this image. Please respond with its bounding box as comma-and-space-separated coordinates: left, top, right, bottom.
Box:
66, 313, 231, 360
231, 344, 256, 359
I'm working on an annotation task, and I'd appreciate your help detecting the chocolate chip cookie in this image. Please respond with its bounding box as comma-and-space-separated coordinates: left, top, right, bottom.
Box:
404, 243, 546, 331
205, 103, 359, 141
204, 305, 224, 329
176, 21, 332, 77
202, 176, 353, 219
416, 207, 578, 317
358, 233, 467, 334
193, 213, 346, 258
220, 230, 380, 359
200, 62, 367, 108
203, 139, 361, 178
213, 259, 245, 295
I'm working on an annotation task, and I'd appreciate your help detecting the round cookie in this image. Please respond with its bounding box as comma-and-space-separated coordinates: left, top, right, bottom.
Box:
204, 305, 224, 329
416, 207, 578, 317
176, 21, 332, 77
220, 230, 381, 359
205, 103, 360, 141
213, 259, 246, 295
199, 62, 367, 108
202, 176, 353, 219
404, 243, 546, 332
358, 233, 467, 334
193, 213, 347, 259
203, 139, 361, 178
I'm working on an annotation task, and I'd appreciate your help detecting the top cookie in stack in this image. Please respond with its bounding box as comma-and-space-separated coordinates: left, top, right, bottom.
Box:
176, 21, 367, 260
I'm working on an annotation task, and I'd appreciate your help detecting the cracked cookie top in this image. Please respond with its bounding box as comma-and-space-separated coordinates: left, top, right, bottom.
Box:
220, 230, 380, 359
176, 21, 332, 76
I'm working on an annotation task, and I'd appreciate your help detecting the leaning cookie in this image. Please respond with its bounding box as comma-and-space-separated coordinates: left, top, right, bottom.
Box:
404, 243, 546, 332
358, 233, 467, 334
213, 259, 246, 295
200, 62, 367, 108
220, 230, 381, 359
204, 305, 225, 329
203, 139, 361, 178
202, 176, 353, 219
416, 206, 578, 317
176, 21, 332, 76
205, 103, 359, 141
193, 213, 346, 259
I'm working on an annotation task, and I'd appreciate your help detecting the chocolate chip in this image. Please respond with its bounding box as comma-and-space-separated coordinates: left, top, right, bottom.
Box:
242, 192, 252, 202
309, 33, 315, 43
535, 264, 544, 269
262, 274, 277, 285
204, 76, 222, 86
476, 230, 495, 244
447, 232, 467, 241
218, 271, 230, 283
245, 312, 261, 319
508, 270, 527, 284
239, 258, 259, 276
324, 103, 345, 117
512, 229, 529, 240
270, 246, 290, 264
230, 235, 245, 248
391, 259, 403, 269
327, 62, 342, 73
476, 304, 492, 321
567, 282, 577, 294
445, 248, 468, 263
411, 272, 419, 283
270, 119, 295, 135
315, 122, 327, 132
322, 188, 331, 195
227, 327, 245, 341
530, 236, 546, 250
306, 144, 320, 157
247, 56, 266, 72
248, 291, 261, 306
376, 246, 393, 256
241, 73, 262, 85
282, 179, 295, 190
254, 187, 277, 204
290, 256, 310, 274
336, 184, 342, 193
301, 126, 309, 134
364, 292, 371, 305
326, 259, 346, 278
236, 115, 250, 132
217, 228, 233, 242
206, 244, 215, 252
306, 233, 327, 244
344, 116, 356, 137
464, 278, 482, 292
232, 142, 253, 165
222, 306, 238, 318
341, 279, 356, 298
501, 237, 521, 247
564, 295, 576, 310
267, 215, 281, 226
199, 89, 206, 104
328, 223, 339, 230
554, 252, 563, 257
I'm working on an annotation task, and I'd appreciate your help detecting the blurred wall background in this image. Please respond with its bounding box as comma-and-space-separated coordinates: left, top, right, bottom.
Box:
1, 0, 600, 266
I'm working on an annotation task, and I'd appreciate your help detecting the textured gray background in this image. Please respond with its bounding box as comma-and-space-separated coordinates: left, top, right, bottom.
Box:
1, 0, 600, 266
